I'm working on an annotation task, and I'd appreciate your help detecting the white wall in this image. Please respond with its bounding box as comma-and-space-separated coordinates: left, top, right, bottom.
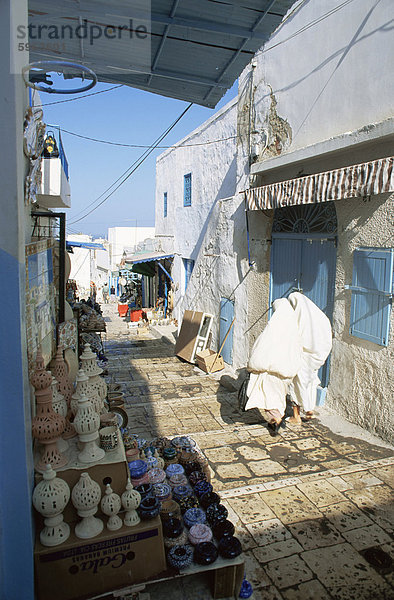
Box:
155, 98, 238, 314
241, 0, 393, 166
108, 227, 155, 271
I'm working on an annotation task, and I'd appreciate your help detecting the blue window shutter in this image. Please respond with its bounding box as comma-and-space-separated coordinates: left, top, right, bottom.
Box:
164, 192, 167, 217
183, 258, 194, 291
349, 248, 393, 346
184, 173, 191, 207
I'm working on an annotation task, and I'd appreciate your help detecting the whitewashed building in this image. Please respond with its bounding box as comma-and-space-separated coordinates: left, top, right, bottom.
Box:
155, 0, 394, 443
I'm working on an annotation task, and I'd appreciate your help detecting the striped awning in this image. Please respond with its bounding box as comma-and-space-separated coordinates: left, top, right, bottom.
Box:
245, 156, 394, 210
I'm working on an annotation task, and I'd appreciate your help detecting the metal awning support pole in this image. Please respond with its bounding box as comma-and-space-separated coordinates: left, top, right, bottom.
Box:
157, 261, 174, 282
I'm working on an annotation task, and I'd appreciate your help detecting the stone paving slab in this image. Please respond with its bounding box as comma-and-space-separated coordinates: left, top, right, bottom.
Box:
101, 304, 394, 600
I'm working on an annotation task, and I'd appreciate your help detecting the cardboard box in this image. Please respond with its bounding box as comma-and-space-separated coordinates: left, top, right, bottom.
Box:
34, 518, 166, 600
195, 349, 224, 373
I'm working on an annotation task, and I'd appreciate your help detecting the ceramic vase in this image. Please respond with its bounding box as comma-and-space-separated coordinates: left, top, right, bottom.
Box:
71, 369, 101, 416
121, 479, 141, 527
51, 377, 69, 453
167, 544, 193, 570
71, 472, 103, 539
31, 350, 68, 473
193, 541, 218, 565
100, 484, 122, 531
80, 344, 106, 412
32, 464, 70, 546
218, 535, 242, 559
73, 395, 105, 464
188, 524, 212, 546
50, 345, 76, 440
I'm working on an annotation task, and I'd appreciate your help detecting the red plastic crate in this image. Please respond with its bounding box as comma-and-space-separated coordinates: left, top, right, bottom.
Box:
117, 304, 129, 317
129, 309, 143, 322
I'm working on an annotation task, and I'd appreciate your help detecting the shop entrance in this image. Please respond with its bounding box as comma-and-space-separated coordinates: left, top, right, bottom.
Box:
269, 202, 337, 387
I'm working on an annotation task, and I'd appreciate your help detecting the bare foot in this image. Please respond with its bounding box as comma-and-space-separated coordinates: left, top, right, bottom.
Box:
287, 404, 301, 424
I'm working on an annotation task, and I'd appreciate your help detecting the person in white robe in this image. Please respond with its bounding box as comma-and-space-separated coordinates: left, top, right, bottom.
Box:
287, 292, 332, 421
245, 299, 303, 427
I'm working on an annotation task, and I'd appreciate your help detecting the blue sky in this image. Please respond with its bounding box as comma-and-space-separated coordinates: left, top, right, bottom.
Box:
42, 81, 238, 238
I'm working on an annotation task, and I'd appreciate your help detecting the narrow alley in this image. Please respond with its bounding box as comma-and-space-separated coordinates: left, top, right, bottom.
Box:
101, 303, 394, 600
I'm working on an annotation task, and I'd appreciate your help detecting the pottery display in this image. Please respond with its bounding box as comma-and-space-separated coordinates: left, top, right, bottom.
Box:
152, 482, 172, 503
172, 485, 193, 502
32, 464, 70, 547
128, 459, 148, 480
194, 481, 213, 498
31, 350, 68, 472
71, 369, 100, 416
178, 494, 200, 514
137, 496, 160, 520
188, 470, 207, 487
100, 484, 122, 531
199, 491, 221, 510
131, 472, 150, 487
71, 473, 103, 539
218, 535, 242, 559
73, 395, 105, 464
51, 377, 69, 453
167, 544, 194, 570
121, 479, 141, 527
164, 530, 189, 549
159, 499, 181, 521
212, 519, 235, 540
183, 507, 206, 529
188, 523, 213, 546
206, 503, 228, 526
99, 425, 119, 452
193, 541, 218, 566
134, 483, 154, 501
165, 463, 185, 479
50, 345, 76, 440
168, 473, 188, 488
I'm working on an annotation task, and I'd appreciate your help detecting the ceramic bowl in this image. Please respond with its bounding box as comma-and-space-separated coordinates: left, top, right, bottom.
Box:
193, 541, 218, 566
206, 503, 228, 525
183, 507, 206, 529
167, 544, 194, 570
188, 523, 213, 546
218, 535, 242, 559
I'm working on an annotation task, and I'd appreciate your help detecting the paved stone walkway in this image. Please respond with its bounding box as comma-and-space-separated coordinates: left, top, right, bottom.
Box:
101, 303, 394, 600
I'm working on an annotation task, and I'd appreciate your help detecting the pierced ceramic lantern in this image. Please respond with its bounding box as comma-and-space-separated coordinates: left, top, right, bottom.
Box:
101, 484, 122, 531
71, 472, 103, 539
71, 369, 101, 416
51, 376, 69, 453
73, 395, 105, 464
80, 344, 107, 412
32, 464, 70, 547
121, 479, 141, 527
31, 350, 68, 473
50, 345, 76, 440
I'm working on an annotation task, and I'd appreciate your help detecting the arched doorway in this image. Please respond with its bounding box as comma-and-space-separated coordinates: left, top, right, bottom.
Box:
270, 202, 337, 387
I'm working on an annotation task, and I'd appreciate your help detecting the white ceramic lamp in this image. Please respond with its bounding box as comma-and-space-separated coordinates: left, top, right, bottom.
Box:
73, 395, 105, 464
101, 484, 122, 531
121, 479, 141, 527
32, 464, 70, 546
71, 472, 103, 539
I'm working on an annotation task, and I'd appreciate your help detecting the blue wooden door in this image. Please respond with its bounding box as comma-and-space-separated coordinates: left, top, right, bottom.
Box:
219, 298, 234, 365
270, 235, 336, 387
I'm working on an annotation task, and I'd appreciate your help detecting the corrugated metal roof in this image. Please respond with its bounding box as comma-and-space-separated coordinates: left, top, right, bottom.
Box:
66, 240, 106, 250
28, 0, 296, 107
124, 251, 174, 264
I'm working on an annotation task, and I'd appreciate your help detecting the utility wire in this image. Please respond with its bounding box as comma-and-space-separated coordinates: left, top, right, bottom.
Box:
40, 85, 123, 106
47, 124, 237, 149
68, 103, 193, 225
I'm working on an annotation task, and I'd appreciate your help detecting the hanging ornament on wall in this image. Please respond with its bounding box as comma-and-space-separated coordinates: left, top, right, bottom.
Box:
101, 484, 122, 531
32, 464, 70, 546
31, 349, 68, 473
71, 472, 103, 539
73, 395, 105, 464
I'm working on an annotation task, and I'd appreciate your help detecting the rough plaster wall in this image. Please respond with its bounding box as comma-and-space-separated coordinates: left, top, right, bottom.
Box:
329, 193, 394, 443
245, 211, 273, 353
177, 195, 251, 370
238, 0, 393, 165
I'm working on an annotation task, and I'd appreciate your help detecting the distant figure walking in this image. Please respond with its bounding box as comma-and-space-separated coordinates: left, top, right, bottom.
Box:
110, 285, 116, 303
102, 283, 109, 304
90, 281, 97, 303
